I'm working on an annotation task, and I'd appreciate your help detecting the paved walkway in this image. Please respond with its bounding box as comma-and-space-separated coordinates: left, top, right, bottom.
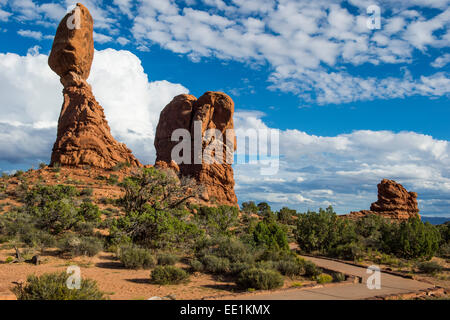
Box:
227, 256, 434, 300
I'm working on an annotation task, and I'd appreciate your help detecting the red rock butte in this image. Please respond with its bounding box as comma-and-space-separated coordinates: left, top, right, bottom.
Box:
154, 92, 238, 207
348, 179, 420, 221
49, 3, 141, 169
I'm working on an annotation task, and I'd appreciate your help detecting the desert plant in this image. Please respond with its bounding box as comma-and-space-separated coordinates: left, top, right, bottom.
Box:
273, 258, 305, 277
118, 246, 156, 269
316, 273, 333, 284
119, 167, 201, 214
417, 261, 443, 275
150, 266, 190, 285
236, 268, 284, 290
58, 235, 103, 257
331, 272, 346, 282
157, 253, 179, 266
189, 259, 204, 272
386, 217, 441, 260
195, 205, 239, 236
13, 272, 106, 300
303, 260, 322, 278
277, 207, 296, 225
109, 207, 203, 249
201, 255, 230, 274
253, 219, 289, 251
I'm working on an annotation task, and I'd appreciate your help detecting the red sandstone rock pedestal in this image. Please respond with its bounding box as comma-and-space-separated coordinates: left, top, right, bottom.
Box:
49, 3, 141, 169
154, 92, 237, 206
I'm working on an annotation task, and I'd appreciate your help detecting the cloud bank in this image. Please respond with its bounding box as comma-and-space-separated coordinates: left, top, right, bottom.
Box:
0, 47, 188, 165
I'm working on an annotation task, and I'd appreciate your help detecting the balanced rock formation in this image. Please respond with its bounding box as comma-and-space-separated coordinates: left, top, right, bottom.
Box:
348, 179, 420, 220
49, 3, 141, 169
154, 92, 237, 206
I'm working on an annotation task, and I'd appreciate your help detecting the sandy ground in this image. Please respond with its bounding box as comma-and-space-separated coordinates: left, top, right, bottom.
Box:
0, 247, 314, 300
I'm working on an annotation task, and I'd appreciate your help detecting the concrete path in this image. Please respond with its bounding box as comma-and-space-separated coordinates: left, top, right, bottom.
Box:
227, 256, 434, 300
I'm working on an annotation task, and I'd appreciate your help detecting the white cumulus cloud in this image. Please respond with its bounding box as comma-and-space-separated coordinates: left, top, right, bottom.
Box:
0, 47, 188, 165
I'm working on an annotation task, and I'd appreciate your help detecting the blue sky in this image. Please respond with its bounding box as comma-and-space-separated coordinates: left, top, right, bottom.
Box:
0, 0, 449, 216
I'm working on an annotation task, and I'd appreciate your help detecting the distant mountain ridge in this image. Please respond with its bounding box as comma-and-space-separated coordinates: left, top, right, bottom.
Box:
421, 216, 449, 225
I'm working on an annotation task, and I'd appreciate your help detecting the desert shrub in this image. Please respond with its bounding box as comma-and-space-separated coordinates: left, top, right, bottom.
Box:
273, 258, 305, 277
24, 185, 79, 206
201, 255, 230, 274
157, 253, 179, 266
195, 205, 239, 236
277, 207, 297, 225
417, 261, 443, 275
303, 260, 322, 278
385, 217, 441, 260
119, 167, 200, 214
241, 201, 258, 214
236, 268, 284, 290
20, 229, 56, 252
150, 266, 190, 285
80, 188, 94, 197
355, 214, 387, 249
229, 262, 252, 275
213, 237, 254, 264
253, 219, 289, 251
330, 242, 365, 261
189, 259, 204, 272
109, 207, 203, 249
437, 222, 450, 257
295, 206, 356, 254
32, 199, 80, 234
119, 246, 156, 269
58, 235, 103, 257
316, 273, 333, 284
257, 202, 273, 217
112, 162, 131, 171
38, 163, 47, 169
13, 272, 106, 300
78, 202, 101, 225
331, 272, 346, 282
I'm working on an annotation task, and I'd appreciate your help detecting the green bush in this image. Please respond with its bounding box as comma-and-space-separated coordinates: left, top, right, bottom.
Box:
330, 242, 364, 261
157, 253, 179, 266
331, 272, 346, 282
295, 206, 356, 254
109, 207, 203, 249
229, 262, 252, 275
277, 207, 296, 225
150, 266, 190, 285
386, 217, 441, 260
213, 237, 254, 264
58, 235, 103, 257
316, 273, 333, 284
20, 229, 56, 252
253, 219, 289, 251
196, 206, 239, 235
303, 260, 322, 278
273, 258, 305, 277
189, 259, 204, 272
236, 268, 284, 290
78, 202, 101, 224
417, 261, 443, 275
119, 246, 156, 269
80, 188, 94, 197
201, 255, 230, 274
13, 272, 106, 300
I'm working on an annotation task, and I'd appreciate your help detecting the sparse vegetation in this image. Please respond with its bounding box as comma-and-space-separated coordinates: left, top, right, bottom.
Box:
236, 268, 284, 290
150, 265, 190, 285
13, 272, 106, 300
118, 246, 156, 269
417, 261, 443, 275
